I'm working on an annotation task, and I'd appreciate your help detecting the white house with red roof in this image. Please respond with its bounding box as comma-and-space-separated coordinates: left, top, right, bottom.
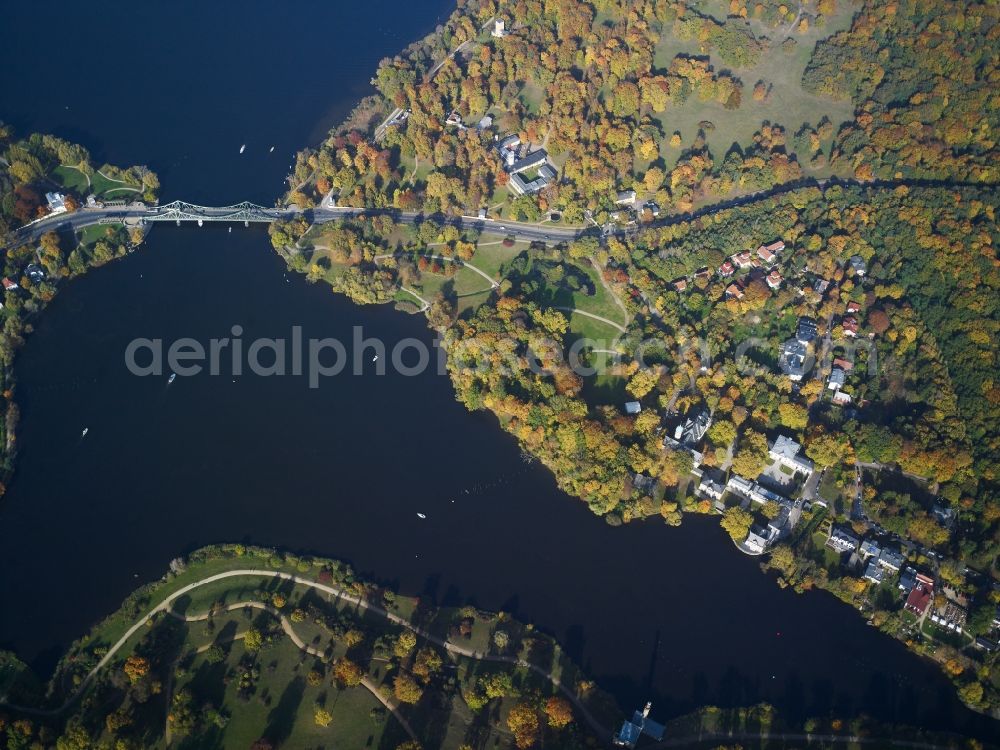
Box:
842, 317, 859, 337
766, 269, 783, 289
718, 260, 735, 277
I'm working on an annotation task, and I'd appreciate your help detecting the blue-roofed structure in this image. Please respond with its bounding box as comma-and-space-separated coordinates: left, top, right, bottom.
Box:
613, 702, 665, 747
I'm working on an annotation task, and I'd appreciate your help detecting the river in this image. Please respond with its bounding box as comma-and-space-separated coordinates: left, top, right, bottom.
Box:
0, 0, 995, 741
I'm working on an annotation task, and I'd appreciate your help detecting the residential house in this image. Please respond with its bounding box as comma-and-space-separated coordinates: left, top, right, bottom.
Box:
976, 637, 998, 652
2, 278, 19, 292
615, 189, 637, 206
878, 547, 905, 572
613, 703, 665, 748
718, 261, 735, 277
832, 391, 852, 405
813, 278, 830, 294
864, 560, 885, 584
632, 474, 658, 496
796, 317, 818, 343
778, 339, 807, 381
445, 110, 463, 127
760, 239, 785, 255
828, 368, 846, 390
694, 267, 712, 282
860, 540, 881, 560
832, 357, 854, 372
725, 283, 744, 300
932, 503, 956, 528
905, 581, 933, 615
25, 264, 45, 283
846, 301, 861, 314
476, 114, 493, 130
642, 201, 661, 217
758, 245, 777, 264
673, 278, 688, 292
766, 269, 783, 289
492, 18, 506, 37
697, 475, 725, 501
624, 401, 642, 415
674, 410, 711, 446
726, 474, 755, 499
769, 435, 815, 475
45, 191, 67, 214
732, 251, 753, 269
849, 255, 867, 276
744, 525, 772, 554
898, 567, 917, 592
842, 317, 859, 337
827, 526, 860, 554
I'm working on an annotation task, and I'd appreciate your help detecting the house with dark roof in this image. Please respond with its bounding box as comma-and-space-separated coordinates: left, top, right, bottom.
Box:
613, 702, 665, 747
828, 368, 846, 390
796, 317, 818, 343
827, 526, 860, 554
769, 435, 814, 475
849, 255, 867, 276
778, 339, 807, 381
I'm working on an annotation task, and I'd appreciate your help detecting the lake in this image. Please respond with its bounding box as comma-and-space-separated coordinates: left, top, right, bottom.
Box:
0, 0, 995, 741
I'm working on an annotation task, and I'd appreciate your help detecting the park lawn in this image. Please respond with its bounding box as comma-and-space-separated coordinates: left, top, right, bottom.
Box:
518, 81, 545, 116
411, 264, 493, 301
51, 165, 90, 194
469, 237, 525, 279
566, 311, 621, 344
76, 222, 123, 249
175, 636, 396, 750
91, 170, 141, 199
569, 260, 627, 326
650, 4, 856, 179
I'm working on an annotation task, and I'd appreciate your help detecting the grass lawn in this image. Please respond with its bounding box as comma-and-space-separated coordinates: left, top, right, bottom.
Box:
75, 223, 121, 249
91, 170, 142, 198
567, 311, 622, 343
175, 636, 398, 750
650, 3, 856, 183
51, 165, 90, 194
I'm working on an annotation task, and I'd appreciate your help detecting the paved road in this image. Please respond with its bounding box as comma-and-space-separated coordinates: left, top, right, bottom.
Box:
11, 203, 592, 248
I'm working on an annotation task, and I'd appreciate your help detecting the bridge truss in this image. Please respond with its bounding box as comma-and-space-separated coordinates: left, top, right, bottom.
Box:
147, 201, 293, 223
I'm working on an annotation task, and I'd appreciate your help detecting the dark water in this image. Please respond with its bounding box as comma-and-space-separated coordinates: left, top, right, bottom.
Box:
0, 1, 996, 742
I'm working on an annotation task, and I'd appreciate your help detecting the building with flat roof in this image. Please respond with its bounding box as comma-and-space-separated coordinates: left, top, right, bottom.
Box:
613, 702, 665, 747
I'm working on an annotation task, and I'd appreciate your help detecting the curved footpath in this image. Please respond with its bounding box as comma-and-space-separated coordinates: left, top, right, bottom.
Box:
165, 600, 418, 742
0, 568, 966, 748
0, 569, 611, 741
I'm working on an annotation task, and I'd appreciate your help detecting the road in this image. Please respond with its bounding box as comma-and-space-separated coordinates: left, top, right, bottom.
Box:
11, 203, 593, 248
13, 175, 996, 254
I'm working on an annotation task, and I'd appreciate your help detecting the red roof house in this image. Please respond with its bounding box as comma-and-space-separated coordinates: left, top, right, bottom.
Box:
718, 261, 735, 277
725, 283, 744, 300
2, 278, 18, 291
842, 317, 859, 337
766, 269, 783, 289
846, 301, 861, 314
905, 582, 933, 616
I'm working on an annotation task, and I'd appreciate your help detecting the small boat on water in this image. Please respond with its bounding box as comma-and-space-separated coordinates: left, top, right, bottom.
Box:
416, 512, 427, 519
81, 427, 89, 438
239, 144, 246, 154
269, 146, 275, 153
228, 226, 232, 233
168, 372, 177, 384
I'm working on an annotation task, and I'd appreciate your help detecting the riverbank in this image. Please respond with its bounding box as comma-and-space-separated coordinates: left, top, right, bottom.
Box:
0, 544, 986, 750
